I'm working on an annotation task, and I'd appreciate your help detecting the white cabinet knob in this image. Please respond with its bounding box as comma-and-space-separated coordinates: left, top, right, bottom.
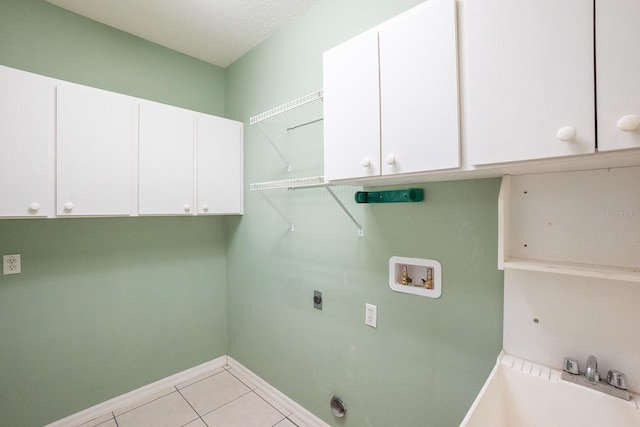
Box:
29, 202, 40, 212
385, 154, 396, 165
184, 204, 191, 212
617, 114, 640, 132
361, 157, 371, 168
64, 202, 74, 211
202, 204, 209, 212
557, 126, 576, 142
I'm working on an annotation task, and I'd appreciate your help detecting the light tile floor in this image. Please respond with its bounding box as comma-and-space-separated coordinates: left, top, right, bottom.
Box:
75, 366, 309, 427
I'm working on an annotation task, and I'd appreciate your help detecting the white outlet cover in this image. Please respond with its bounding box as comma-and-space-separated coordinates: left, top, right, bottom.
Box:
365, 303, 377, 328
3, 254, 22, 275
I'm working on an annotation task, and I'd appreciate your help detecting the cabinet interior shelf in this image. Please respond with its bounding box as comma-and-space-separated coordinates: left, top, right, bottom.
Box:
250, 176, 363, 236
498, 171, 640, 283
502, 258, 640, 283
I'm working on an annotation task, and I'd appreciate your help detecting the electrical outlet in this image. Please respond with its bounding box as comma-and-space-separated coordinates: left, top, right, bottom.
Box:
3, 254, 21, 275
365, 303, 377, 328
314, 290, 323, 310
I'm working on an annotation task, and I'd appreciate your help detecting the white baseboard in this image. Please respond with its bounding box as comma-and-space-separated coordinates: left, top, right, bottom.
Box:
226, 357, 331, 427
46, 356, 227, 427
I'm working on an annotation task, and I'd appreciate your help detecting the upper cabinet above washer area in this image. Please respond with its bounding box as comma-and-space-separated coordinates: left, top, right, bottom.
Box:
461, 0, 596, 165
323, 0, 460, 182
322, 0, 640, 184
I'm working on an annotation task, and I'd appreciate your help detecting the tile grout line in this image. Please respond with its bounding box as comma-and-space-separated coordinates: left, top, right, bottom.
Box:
251, 388, 291, 422
225, 368, 291, 423
110, 387, 177, 419
174, 386, 209, 427
196, 389, 255, 419
226, 368, 257, 391
175, 368, 227, 391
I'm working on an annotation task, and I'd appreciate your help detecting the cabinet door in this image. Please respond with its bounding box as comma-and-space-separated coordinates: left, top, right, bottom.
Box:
56, 84, 135, 216
596, 0, 640, 151
379, 0, 459, 175
463, 0, 595, 165
139, 102, 195, 215
323, 30, 381, 181
0, 66, 53, 217
197, 115, 243, 215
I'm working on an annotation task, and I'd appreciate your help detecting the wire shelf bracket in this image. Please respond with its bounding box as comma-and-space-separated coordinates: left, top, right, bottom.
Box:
256, 122, 292, 172
250, 176, 364, 236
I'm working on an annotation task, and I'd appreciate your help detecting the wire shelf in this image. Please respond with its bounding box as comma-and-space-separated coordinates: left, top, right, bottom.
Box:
250, 176, 326, 191
249, 90, 323, 129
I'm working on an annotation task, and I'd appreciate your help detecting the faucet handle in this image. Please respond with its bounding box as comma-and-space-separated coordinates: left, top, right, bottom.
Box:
606, 370, 629, 390
563, 357, 580, 374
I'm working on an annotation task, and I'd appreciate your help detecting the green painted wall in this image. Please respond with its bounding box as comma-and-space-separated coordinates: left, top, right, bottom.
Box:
225, 1, 504, 426
0, 1, 228, 426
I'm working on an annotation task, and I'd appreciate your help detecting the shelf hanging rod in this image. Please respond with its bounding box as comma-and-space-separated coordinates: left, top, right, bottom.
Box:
286, 117, 324, 131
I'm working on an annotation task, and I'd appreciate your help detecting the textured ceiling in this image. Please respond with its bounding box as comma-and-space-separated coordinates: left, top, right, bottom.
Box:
45, 0, 318, 68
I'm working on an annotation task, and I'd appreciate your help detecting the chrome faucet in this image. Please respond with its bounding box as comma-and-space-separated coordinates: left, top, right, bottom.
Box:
562, 355, 631, 401
584, 355, 600, 382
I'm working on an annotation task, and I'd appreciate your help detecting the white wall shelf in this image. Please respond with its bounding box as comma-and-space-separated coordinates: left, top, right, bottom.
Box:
498, 168, 640, 283
249, 91, 362, 235
249, 176, 326, 191
250, 90, 323, 172
249, 90, 323, 128
250, 176, 363, 236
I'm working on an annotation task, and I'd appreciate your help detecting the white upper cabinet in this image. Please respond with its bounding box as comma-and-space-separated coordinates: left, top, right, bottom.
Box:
197, 115, 243, 215
0, 65, 243, 219
139, 101, 195, 215
323, 30, 381, 181
0, 66, 54, 217
463, 0, 595, 165
378, 0, 459, 175
324, 0, 459, 182
596, 0, 640, 151
56, 83, 136, 216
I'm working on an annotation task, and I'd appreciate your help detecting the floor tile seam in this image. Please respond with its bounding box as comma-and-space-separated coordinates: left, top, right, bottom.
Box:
111, 368, 227, 420
111, 411, 120, 427
88, 412, 119, 427
196, 388, 260, 419
174, 386, 209, 427
252, 387, 294, 420
225, 366, 299, 421
226, 367, 258, 390
284, 416, 303, 427
269, 415, 292, 427
110, 386, 177, 418
175, 368, 227, 391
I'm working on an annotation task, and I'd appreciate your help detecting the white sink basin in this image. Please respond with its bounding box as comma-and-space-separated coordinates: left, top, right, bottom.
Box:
460, 353, 640, 427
